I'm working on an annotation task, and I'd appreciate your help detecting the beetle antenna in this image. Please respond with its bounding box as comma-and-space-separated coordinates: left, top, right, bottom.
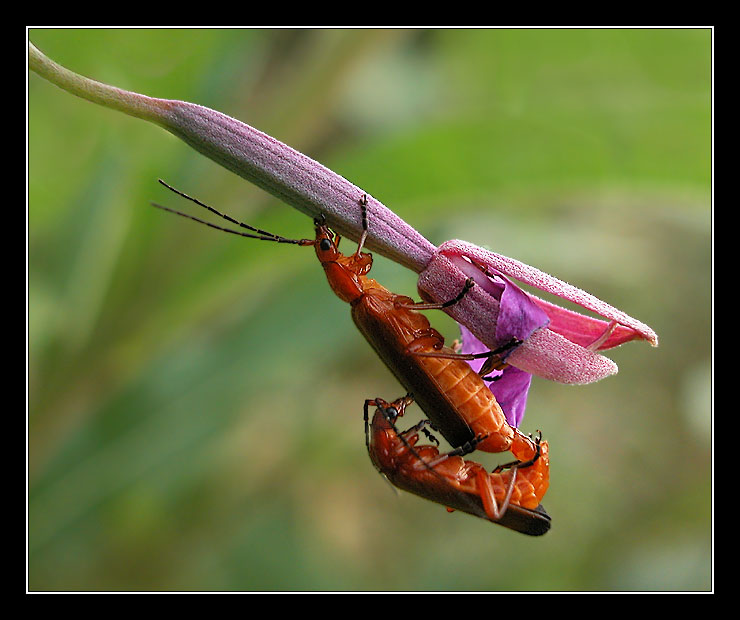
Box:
154, 180, 313, 246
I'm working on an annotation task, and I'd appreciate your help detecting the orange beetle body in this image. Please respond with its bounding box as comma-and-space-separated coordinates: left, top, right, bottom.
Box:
365, 397, 550, 536
312, 217, 537, 456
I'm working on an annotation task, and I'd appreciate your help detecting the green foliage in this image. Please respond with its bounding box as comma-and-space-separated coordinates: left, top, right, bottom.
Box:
28, 28, 711, 592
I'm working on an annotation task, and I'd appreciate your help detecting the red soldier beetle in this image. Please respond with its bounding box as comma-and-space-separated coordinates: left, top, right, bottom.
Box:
152, 181, 544, 462
365, 396, 550, 536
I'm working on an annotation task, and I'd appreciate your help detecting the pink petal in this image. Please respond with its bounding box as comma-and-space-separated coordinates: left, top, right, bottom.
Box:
506, 328, 618, 384
531, 297, 642, 350
459, 325, 533, 428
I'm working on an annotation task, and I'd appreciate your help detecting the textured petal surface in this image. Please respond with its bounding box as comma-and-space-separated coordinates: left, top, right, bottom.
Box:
506, 327, 618, 384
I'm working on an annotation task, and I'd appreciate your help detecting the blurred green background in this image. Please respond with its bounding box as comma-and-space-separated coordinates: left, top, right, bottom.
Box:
28, 28, 712, 592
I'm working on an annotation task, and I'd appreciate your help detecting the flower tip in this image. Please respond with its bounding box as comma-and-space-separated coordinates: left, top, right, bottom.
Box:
589, 316, 658, 350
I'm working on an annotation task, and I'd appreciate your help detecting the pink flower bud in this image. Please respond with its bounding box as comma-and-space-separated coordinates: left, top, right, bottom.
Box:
419, 240, 657, 385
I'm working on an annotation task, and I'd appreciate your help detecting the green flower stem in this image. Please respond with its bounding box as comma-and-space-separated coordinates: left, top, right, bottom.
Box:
28, 41, 436, 272
29, 42, 169, 124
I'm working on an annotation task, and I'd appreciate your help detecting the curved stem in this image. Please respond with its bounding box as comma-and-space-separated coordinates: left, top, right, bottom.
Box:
28, 41, 171, 125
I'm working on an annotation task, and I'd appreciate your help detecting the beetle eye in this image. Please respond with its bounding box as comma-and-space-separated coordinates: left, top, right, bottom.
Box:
319, 238, 333, 251
385, 407, 398, 421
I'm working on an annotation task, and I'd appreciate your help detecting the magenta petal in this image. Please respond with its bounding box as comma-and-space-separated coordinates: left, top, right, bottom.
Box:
446, 255, 549, 351
493, 269, 550, 347
490, 367, 532, 429
459, 325, 532, 428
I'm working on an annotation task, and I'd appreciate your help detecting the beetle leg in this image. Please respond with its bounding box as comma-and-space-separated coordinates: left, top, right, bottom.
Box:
397, 278, 475, 311
354, 194, 369, 258
477, 466, 518, 521
493, 431, 543, 473
409, 338, 521, 368
423, 434, 489, 469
